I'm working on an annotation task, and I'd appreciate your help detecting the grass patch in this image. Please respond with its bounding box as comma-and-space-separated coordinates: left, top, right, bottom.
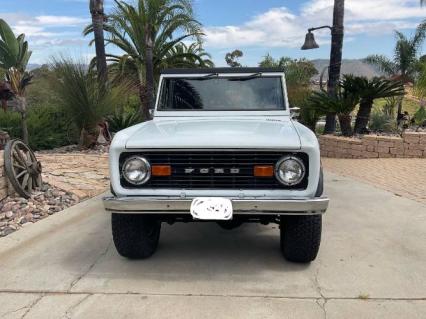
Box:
373, 97, 419, 115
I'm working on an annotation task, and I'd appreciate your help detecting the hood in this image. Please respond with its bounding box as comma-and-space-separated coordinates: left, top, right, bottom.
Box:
125, 118, 301, 150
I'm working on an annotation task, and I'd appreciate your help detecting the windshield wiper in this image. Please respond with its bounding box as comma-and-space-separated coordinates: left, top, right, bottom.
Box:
191, 73, 219, 81
228, 72, 263, 81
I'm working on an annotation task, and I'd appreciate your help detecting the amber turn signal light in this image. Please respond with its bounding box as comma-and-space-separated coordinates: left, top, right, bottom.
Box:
151, 165, 172, 176
253, 165, 274, 177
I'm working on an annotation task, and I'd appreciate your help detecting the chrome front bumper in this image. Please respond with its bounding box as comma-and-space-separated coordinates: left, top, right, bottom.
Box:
103, 196, 329, 215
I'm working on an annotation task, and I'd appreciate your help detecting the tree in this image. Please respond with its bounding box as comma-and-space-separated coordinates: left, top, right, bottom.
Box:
89, 0, 108, 83
225, 49, 243, 67
159, 42, 214, 69
85, 0, 203, 120
365, 21, 426, 119
309, 77, 360, 137
344, 76, 405, 134
52, 58, 124, 148
0, 19, 32, 144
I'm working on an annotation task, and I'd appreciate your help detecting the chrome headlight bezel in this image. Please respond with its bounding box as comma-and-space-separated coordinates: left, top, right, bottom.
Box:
122, 156, 151, 185
274, 156, 306, 186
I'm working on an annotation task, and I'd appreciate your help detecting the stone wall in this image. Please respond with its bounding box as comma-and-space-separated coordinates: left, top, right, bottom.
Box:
0, 151, 8, 201
320, 132, 426, 159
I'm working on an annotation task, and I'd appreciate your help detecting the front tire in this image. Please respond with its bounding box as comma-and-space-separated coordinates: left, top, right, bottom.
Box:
112, 214, 161, 259
280, 215, 322, 263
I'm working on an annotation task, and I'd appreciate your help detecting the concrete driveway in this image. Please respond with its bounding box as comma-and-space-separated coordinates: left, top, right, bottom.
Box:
0, 172, 425, 318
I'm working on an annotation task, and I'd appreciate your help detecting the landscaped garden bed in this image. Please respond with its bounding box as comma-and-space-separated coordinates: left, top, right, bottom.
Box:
0, 149, 109, 237
320, 131, 426, 158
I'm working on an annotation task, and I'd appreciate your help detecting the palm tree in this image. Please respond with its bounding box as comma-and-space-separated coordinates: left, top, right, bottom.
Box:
85, 0, 203, 120
160, 42, 214, 70
365, 21, 426, 119
345, 76, 405, 134
89, 0, 108, 83
309, 78, 360, 137
0, 19, 32, 144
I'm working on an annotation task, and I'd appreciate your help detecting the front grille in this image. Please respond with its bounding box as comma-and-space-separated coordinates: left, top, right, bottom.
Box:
120, 151, 309, 190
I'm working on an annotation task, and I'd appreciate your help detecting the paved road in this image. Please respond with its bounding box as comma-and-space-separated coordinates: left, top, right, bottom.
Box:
0, 173, 425, 318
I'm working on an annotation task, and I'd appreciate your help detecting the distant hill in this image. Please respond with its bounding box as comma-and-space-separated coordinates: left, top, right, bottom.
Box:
311, 59, 383, 80
27, 59, 381, 79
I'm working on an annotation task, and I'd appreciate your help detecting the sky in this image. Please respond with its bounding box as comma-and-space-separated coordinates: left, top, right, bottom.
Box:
1, 0, 426, 66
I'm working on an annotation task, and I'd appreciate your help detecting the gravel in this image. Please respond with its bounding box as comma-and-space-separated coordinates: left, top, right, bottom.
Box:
37, 144, 109, 155
0, 183, 79, 237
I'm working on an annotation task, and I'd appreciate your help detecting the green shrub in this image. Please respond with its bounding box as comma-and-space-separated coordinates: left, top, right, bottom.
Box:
368, 111, 397, 132
108, 110, 142, 133
0, 105, 78, 150
413, 105, 426, 126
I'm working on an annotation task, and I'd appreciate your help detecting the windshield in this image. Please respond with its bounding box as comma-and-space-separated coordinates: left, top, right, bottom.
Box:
158, 76, 286, 111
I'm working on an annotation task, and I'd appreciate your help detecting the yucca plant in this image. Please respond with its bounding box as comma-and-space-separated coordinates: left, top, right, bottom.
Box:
52, 58, 125, 148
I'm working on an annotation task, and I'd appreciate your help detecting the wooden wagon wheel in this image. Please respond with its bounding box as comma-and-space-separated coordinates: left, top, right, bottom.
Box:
4, 139, 42, 199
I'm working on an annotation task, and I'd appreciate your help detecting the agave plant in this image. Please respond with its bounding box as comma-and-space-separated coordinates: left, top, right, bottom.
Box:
52, 58, 125, 148
108, 111, 142, 133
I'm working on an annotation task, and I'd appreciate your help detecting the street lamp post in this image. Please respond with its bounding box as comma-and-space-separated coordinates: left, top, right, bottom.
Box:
302, 0, 345, 134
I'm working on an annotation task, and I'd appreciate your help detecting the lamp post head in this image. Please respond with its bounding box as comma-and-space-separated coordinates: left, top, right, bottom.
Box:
301, 31, 319, 50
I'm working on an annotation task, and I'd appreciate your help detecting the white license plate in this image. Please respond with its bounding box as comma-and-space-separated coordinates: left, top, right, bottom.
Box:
190, 197, 233, 220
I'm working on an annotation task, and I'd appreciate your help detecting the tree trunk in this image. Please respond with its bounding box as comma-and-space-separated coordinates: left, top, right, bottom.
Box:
15, 96, 29, 145
90, 0, 108, 84
21, 112, 29, 145
396, 97, 404, 125
338, 114, 353, 137
138, 84, 151, 121
354, 98, 373, 134
324, 0, 345, 134
79, 128, 98, 149
143, 33, 155, 120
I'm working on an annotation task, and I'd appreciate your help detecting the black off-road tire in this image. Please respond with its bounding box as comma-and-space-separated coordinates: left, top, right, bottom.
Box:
280, 215, 322, 263
217, 219, 244, 230
112, 214, 161, 259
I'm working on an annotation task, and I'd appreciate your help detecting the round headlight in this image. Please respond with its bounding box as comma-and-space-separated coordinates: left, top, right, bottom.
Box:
122, 156, 151, 185
275, 156, 306, 186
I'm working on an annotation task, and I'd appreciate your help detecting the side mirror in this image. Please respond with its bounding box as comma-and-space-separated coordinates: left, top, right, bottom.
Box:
149, 109, 155, 117
289, 107, 300, 120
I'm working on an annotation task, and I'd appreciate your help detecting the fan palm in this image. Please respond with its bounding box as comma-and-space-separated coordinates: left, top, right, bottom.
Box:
84, 0, 204, 120
344, 76, 405, 134
0, 19, 32, 144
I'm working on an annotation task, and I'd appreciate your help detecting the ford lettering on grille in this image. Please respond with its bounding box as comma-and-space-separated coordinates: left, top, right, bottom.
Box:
185, 168, 240, 174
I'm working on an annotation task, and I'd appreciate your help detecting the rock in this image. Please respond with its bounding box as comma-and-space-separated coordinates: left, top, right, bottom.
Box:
2, 202, 14, 211
2, 227, 15, 236
0, 213, 5, 220
5, 211, 14, 219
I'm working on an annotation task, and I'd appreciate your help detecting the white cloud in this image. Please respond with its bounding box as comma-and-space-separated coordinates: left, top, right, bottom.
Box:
204, 8, 305, 49
34, 15, 88, 26
204, 0, 426, 50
